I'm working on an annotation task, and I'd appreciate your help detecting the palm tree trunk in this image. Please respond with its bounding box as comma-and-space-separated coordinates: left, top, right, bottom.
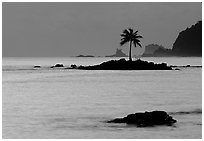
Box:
129, 41, 132, 61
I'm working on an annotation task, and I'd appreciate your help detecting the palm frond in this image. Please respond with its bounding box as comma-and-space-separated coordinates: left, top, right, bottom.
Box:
133, 30, 138, 35
122, 29, 130, 36
120, 28, 142, 47
128, 28, 134, 35
133, 39, 142, 48
120, 33, 127, 37
120, 38, 129, 46
120, 27, 142, 61
136, 41, 142, 47
133, 39, 141, 43
135, 35, 143, 38
133, 40, 137, 47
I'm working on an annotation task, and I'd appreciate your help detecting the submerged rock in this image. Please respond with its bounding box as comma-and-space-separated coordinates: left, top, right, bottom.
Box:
107, 111, 177, 127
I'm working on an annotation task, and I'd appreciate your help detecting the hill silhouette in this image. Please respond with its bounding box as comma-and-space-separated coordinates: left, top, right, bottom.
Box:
171, 21, 202, 56
142, 44, 168, 57
144, 44, 163, 54
153, 48, 172, 57
106, 49, 128, 57
142, 21, 202, 57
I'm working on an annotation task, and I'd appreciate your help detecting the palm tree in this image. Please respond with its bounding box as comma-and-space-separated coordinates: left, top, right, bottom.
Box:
120, 28, 143, 61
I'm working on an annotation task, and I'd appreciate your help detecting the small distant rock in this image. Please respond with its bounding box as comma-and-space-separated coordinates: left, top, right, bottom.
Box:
51, 63, 64, 68
170, 65, 177, 67
71, 64, 77, 69
34, 65, 41, 68
76, 55, 94, 57
55, 64, 64, 67
107, 111, 177, 127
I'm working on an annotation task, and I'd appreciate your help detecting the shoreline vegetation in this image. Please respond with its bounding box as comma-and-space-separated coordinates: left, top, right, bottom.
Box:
74, 58, 172, 70
33, 58, 201, 70
31, 58, 202, 71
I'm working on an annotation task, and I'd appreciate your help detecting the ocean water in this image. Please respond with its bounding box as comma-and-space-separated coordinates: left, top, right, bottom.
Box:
2, 57, 202, 139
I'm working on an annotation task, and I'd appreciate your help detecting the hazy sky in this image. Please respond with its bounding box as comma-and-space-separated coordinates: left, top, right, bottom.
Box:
3, 2, 201, 57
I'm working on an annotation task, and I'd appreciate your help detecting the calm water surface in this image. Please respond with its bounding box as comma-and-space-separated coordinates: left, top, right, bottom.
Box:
2, 57, 202, 138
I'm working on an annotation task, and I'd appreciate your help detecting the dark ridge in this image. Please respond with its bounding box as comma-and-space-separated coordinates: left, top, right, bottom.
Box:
168, 109, 202, 115
170, 65, 202, 68
76, 55, 95, 57
107, 111, 177, 127
75, 58, 172, 70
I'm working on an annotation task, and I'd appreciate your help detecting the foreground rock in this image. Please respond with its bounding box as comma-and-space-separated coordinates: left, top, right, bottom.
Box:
77, 59, 172, 70
107, 111, 177, 127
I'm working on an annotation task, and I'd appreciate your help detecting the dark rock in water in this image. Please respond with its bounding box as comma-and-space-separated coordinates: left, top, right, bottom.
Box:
55, 64, 64, 67
77, 58, 172, 70
51, 64, 64, 68
71, 64, 77, 69
107, 111, 177, 127
34, 65, 41, 68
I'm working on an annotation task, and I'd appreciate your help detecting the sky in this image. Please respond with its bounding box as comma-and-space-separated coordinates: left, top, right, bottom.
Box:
2, 2, 202, 57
